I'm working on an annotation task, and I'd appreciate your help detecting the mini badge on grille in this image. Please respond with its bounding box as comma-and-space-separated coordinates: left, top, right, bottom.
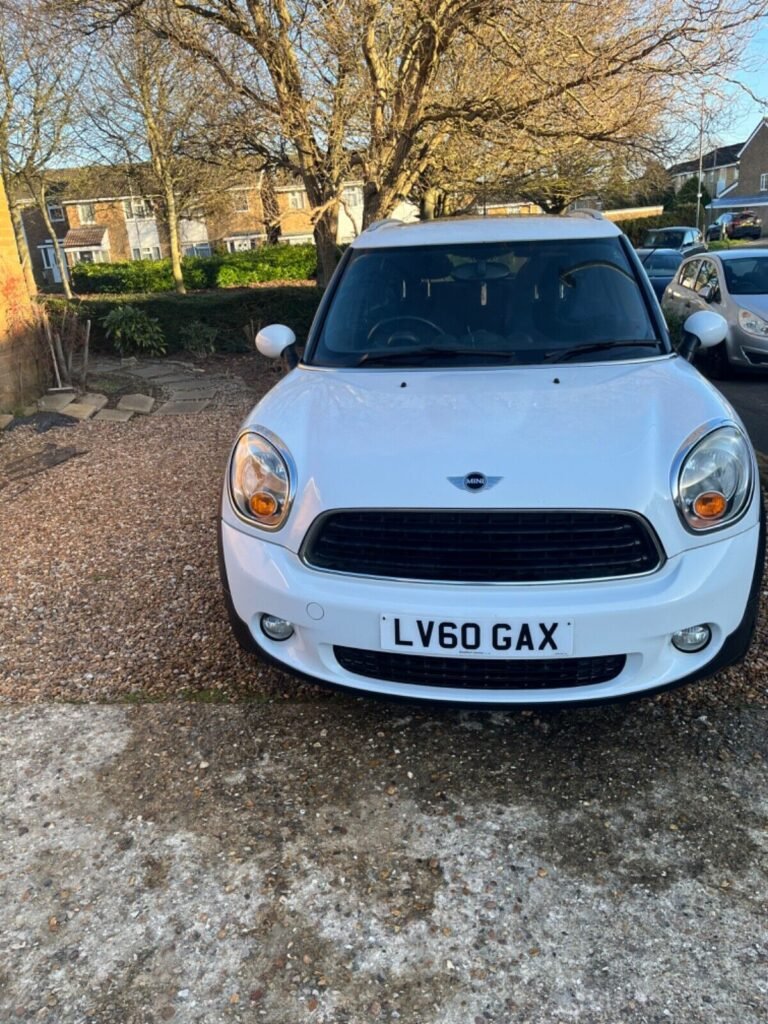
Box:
449, 472, 501, 492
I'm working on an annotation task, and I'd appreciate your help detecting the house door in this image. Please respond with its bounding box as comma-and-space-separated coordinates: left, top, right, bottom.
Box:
40, 244, 62, 283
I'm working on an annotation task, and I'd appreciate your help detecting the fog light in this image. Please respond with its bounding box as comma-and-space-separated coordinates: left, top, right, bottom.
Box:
671, 624, 712, 653
260, 614, 294, 641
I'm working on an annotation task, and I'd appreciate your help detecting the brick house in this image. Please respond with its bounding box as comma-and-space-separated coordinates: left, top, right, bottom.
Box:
668, 142, 743, 199
707, 118, 768, 235
18, 167, 418, 290
0, 176, 38, 411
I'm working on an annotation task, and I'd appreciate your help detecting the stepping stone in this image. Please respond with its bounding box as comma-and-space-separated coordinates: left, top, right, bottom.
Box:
61, 402, 97, 421
94, 408, 134, 423
38, 392, 75, 412
0, 414, 13, 430
117, 394, 155, 414
155, 399, 210, 416
79, 393, 108, 411
168, 388, 218, 402
22, 404, 37, 416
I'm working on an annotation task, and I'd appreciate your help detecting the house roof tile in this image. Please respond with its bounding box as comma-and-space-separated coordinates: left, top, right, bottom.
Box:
63, 226, 107, 248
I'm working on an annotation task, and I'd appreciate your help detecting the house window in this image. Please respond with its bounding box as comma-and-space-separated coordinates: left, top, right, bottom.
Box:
288, 190, 306, 210
761, 173, 768, 192
124, 197, 153, 219
71, 249, 107, 265
78, 202, 96, 223
232, 192, 249, 212
132, 246, 161, 260
182, 243, 212, 258
47, 203, 65, 222
226, 235, 262, 252
342, 186, 363, 208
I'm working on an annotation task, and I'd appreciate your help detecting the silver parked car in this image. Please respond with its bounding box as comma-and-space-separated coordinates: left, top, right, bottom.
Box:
662, 249, 768, 375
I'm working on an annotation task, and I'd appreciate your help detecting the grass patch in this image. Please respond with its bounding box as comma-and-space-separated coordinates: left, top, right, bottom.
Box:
706, 239, 756, 251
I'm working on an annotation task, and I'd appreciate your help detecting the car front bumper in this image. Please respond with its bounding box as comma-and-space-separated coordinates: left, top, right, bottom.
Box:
218, 516, 764, 706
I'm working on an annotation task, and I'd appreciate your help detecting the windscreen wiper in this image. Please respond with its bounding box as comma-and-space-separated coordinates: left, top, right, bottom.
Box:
355, 347, 516, 366
544, 341, 662, 363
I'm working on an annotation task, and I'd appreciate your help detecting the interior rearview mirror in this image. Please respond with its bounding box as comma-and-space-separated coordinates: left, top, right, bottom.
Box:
256, 324, 297, 361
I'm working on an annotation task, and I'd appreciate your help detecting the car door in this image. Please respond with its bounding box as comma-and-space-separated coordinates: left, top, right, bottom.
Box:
662, 257, 702, 318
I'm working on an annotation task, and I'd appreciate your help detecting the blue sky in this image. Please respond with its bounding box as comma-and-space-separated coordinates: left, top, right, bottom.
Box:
719, 25, 768, 144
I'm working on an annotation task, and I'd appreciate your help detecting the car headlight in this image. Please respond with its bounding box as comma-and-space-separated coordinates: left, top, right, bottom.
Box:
738, 308, 768, 339
229, 430, 294, 529
674, 425, 752, 532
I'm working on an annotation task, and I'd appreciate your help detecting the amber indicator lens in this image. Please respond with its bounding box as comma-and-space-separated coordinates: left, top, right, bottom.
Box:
692, 491, 727, 519
249, 491, 278, 517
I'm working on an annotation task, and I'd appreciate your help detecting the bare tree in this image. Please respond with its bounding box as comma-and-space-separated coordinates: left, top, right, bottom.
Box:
68, 0, 768, 284
81, 22, 245, 293
0, 0, 83, 297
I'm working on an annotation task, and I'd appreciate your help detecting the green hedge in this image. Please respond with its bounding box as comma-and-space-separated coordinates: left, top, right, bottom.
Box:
71, 244, 318, 294
44, 285, 323, 354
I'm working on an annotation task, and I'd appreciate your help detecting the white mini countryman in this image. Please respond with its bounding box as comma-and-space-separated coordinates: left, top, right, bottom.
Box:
218, 214, 764, 705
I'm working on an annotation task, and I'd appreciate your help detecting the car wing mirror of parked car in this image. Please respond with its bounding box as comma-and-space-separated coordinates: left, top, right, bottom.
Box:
679, 310, 728, 361
698, 284, 720, 304
256, 324, 299, 367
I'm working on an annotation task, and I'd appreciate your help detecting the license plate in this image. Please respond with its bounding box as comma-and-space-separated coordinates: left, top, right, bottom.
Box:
380, 614, 573, 658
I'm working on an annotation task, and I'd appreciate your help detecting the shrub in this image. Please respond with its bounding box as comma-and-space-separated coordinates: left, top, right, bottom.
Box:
70, 244, 318, 295
78, 284, 322, 354
102, 305, 167, 356
617, 206, 700, 246
178, 319, 219, 356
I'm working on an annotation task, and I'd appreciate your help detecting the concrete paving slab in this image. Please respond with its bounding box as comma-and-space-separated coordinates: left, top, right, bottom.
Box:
80, 389, 110, 409
94, 408, 134, 423
38, 392, 75, 412
61, 402, 97, 421
117, 394, 155, 414
79, 392, 109, 411
0, 413, 13, 430
21, 404, 37, 416
155, 398, 210, 415
168, 388, 218, 402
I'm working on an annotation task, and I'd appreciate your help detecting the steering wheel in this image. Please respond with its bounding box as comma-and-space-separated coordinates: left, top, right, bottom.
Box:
367, 316, 446, 346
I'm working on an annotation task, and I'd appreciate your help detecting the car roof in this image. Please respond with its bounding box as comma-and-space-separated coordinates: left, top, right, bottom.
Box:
350, 213, 622, 249
710, 248, 768, 261
643, 225, 694, 232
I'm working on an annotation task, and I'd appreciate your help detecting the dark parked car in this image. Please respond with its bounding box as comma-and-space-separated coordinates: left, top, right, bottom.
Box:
706, 211, 762, 242
639, 226, 706, 255
635, 248, 684, 300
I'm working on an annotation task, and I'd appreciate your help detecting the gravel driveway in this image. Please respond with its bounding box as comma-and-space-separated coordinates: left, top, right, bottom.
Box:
1, 354, 767, 1023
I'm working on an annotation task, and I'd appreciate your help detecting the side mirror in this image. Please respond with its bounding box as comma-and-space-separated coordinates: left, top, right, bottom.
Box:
256, 324, 298, 364
680, 310, 728, 361
698, 284, 714, 303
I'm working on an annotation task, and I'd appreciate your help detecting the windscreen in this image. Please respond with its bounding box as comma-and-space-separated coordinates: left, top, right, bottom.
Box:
642, 251, 683, 274
722, 257, 768, 295
310, 238, 660, 367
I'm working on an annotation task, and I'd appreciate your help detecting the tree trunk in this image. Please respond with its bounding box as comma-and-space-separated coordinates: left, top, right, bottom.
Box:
164, 187, 186, 295
6, 195, 37, 294
36, 189, 73, 300
420, 187, 440, 220
313, 209, 339, 289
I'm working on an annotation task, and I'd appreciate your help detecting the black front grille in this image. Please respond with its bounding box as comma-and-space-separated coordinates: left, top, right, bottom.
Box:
303, 510, 662, 583
334, 646, 627, 690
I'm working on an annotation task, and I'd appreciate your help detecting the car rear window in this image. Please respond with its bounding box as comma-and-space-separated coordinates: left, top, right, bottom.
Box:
643, 230, 685, 248
309, 238, 661, 367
